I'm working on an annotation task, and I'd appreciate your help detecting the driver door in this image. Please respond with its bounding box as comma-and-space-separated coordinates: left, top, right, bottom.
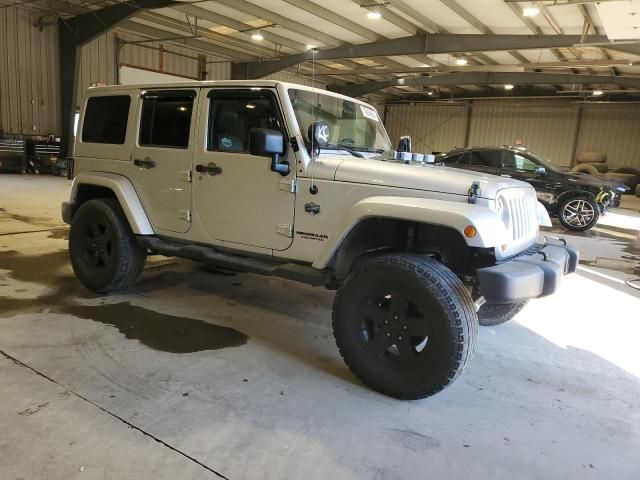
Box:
193, 89, 296, 251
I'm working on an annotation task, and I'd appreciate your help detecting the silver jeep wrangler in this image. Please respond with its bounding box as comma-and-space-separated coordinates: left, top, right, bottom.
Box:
63, 80, 578, 399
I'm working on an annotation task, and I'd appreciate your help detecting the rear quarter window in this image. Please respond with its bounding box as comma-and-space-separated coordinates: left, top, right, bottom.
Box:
82, 96, 131, 144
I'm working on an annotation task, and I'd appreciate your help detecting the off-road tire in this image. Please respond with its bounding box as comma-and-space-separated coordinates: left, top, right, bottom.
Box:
478, 301, 528, 327
558, 196, 600, 232
332, 254, 478, 400
69, 198, 146, 292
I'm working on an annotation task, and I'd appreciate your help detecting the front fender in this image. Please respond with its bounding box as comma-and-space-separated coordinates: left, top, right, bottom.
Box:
67, 172, 154, 235
312, 196, 510, 269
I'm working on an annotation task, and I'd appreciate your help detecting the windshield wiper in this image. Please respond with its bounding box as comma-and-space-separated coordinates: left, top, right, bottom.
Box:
325, 143, 364, 158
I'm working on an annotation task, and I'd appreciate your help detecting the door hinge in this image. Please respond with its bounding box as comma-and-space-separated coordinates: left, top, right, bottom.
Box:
276, 224, 293, 238
179, 209, 192, 222
278, 178, 296, 193
179, 170, 192, 182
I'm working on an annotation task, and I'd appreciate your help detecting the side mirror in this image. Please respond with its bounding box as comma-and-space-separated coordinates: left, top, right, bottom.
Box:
534, 166, 547, 175
249, 128, 290, 176
398, 135, 412, 153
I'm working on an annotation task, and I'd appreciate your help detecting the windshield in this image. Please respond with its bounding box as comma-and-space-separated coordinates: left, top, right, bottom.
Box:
526, 151, 563, 173
288, 88, 392, 153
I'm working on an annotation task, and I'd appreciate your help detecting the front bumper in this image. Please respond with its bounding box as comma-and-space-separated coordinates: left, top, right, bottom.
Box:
477, 237, 579, 304
61, 201, 75, 225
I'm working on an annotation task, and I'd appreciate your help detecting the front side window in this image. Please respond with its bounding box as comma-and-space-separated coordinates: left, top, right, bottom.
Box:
208, 91, 282, 153
139, 91, 195, 148
82, 95, 131, 144
503, 152, 538, 171
288, 88, 391, 153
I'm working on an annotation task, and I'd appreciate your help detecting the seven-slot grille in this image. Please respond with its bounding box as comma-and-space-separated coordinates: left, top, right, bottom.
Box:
500, 187, 539, 258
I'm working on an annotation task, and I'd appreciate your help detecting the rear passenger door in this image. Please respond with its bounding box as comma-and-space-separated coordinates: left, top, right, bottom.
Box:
131, 89, 197, 234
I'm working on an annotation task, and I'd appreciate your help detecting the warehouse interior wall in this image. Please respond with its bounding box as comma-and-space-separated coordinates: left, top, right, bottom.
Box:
0, 5, 59, 136
2, 2, 638, 171
385, 100, 640, 170
0, 4, 327, 138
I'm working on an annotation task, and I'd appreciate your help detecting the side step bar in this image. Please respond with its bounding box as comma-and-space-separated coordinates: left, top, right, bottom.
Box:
137, 236, 332, 287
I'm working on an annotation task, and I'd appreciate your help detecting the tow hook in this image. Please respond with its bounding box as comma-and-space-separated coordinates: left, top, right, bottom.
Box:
474, 296, 486, 312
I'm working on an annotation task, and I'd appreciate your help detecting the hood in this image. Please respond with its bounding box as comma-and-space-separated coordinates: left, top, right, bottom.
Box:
334, 157, 530, 200
559, 171, 629, 191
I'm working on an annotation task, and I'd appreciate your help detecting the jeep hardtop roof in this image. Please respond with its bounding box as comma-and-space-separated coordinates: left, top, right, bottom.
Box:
85, 80, 375, 108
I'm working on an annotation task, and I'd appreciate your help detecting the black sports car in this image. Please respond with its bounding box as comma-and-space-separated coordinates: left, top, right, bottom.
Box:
439, 146, 628, 231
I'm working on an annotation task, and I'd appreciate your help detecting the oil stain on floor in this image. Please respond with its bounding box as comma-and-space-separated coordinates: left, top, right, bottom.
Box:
0, 249, 248, 353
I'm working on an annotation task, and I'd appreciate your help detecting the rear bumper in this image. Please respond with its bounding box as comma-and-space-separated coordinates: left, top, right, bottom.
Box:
477, 237, 579, 304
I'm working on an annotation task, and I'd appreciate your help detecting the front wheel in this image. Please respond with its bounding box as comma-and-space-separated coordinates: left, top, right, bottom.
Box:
558, 196, 600, 231
478, 301, 528, 327
69, 198, 146, 292
332, 254, 478, 400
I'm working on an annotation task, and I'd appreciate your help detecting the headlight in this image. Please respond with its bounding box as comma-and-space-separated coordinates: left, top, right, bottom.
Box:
496, 195, 511, 230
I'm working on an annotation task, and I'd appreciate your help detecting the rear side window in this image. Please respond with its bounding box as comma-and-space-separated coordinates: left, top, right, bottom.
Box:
470, 150, 502, 167
139, 91, 195, 148
82, 96, 131, 144
441, 153, 462, 164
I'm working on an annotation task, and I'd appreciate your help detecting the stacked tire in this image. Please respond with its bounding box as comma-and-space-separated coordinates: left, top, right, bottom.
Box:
572, 152, 608, 176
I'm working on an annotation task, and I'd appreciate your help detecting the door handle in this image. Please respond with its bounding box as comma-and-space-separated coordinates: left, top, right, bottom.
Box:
304, 202, 320, 215
195, 162, 222, 176
134, 157, 155, 169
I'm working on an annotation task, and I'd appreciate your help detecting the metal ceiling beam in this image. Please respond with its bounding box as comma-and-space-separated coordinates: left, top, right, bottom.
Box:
281, 0, 382, 42
204, 0, 402, 82
59, 0, 177, 158
231, 33, 606, 79
308, 57, 634, 75
504, 1, 568, 64
172, 4, 307, 52
278, 0, 442, 69
210, 0, 341, 47
439, 0, 529, 64
366, 0, 493, 67
351, 0, 420, 35
330, 72, 640, 96
121, 19, 257, 59
577, 4, 618, 76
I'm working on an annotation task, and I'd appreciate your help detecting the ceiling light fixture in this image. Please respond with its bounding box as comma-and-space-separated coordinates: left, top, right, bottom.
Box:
306, 44, 316, 51
251, 31, 264, 41
504, 84, 515, 91
522, 5, 540, 17
455, 57, 468, 66
367, 10, 382, 20
592, 89, 604, 96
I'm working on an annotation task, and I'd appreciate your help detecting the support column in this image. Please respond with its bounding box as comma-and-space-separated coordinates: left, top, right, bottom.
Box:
59, 27, 81, 159
569, 105, 583, 168
57, 0, 178, 159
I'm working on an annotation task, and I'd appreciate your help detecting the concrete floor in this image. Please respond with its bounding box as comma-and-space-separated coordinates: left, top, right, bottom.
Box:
1, 175, 639, 480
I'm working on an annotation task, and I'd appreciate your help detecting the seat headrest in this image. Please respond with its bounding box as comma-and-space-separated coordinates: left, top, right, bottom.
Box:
217, 104, 238, 133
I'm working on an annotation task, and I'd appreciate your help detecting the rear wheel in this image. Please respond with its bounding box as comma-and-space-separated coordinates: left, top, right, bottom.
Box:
558, 196, 599, 231
478, 301, 528, 327
69, 198, 146, 292
332, 254, 477, 400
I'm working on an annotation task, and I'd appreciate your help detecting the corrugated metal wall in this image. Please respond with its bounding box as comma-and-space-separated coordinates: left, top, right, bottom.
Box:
468, 101, 578, 166
576, 105, 640, 170
385, 99, 640, 169
78, 29, 232, 104
0, 6, 59, 135
384, 103, 468, 153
